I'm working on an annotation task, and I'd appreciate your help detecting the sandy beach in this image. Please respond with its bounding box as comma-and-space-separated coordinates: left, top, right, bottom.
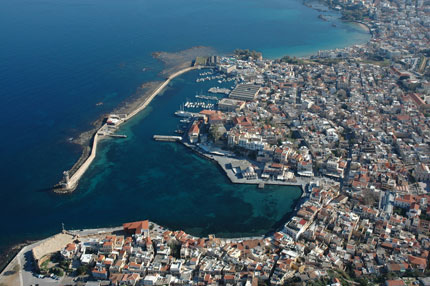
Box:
353, 21, 371, 33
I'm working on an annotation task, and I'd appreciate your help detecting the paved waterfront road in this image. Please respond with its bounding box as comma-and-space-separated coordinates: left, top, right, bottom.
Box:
20, 246, 62, 286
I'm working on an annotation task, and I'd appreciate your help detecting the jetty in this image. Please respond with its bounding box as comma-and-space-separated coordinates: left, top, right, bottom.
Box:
54, 65, 202, 193
153, 135, 182, 142
208, 87, 230, 95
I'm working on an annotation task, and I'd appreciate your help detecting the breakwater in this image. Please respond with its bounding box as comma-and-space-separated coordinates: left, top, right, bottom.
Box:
54, 65, 200, 193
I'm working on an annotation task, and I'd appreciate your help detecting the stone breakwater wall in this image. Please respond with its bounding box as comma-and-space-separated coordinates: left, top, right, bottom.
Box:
55, 65, 200, 193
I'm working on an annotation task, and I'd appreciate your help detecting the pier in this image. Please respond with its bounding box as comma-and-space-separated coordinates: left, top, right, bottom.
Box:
107, 134, 127, 138
153, 135, 183, 142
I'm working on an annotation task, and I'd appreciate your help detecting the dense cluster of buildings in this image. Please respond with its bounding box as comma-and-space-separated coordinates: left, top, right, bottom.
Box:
175, 0, 430, 283
29, 0, 430, 284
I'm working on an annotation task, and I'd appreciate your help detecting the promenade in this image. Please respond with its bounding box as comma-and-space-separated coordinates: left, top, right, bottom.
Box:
55, 65, 200, 193
182, 142, 334, 191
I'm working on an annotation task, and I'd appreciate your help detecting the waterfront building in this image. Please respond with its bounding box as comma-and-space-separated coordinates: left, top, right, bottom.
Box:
218, 98, 245, 112
188, 121, 200, 144
123, 220, 149, 236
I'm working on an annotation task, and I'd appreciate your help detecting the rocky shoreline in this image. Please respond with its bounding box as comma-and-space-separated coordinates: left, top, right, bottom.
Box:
55, 46, 217, 192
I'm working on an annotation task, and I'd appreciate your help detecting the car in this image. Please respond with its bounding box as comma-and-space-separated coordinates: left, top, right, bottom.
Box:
37, 274, 44, 279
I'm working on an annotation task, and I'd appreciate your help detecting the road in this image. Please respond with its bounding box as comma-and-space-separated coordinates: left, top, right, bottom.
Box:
0, 242, 62, 286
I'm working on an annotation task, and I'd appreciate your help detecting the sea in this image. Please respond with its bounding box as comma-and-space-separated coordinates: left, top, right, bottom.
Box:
0, 0, 370, 255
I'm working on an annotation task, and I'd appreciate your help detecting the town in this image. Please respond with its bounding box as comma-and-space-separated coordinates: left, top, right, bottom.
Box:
1, 0, 430, 284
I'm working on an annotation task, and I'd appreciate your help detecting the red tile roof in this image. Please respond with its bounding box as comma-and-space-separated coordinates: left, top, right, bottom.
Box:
123, 220, 149, 235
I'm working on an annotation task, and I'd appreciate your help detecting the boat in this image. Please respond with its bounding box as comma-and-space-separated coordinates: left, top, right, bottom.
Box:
174, 110, 193, 117
195, 94, 219, 101
208, 87, 230, 95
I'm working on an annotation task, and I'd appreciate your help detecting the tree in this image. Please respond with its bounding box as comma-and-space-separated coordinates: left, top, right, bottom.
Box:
50, 267, 64, 277
209, 125, 223, 142
361, 189, 379, 206
76, 265, 90, 276
59, 259, 70, 270
234, 49, 262, 60
168, 240, 182, 259
280, 55, 308, 65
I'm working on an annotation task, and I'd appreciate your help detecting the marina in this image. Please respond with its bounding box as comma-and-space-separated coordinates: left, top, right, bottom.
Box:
174, 110, 197, 117
195, 94, 219, 101
184, 101, 215, 109
54, 66, 200, 193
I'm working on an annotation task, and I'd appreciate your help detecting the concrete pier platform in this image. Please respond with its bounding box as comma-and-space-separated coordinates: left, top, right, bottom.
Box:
153, 135, 183, 142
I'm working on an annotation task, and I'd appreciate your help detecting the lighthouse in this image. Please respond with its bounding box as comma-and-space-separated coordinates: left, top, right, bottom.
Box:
62, 171, 71, 188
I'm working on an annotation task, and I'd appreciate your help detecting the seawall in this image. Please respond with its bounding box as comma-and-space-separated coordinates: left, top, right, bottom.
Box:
54, 65, 201, 193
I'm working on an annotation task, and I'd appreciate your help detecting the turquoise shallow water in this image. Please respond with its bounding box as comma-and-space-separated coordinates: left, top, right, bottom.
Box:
0, 0, 368, 252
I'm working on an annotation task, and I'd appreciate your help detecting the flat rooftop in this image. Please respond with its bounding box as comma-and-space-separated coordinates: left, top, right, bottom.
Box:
219, 98, 244, 105
229, 84, 260, 101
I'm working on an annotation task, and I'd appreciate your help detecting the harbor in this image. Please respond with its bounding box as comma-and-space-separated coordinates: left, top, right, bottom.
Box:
180, 141, 322, 192
54, 65, 202, 193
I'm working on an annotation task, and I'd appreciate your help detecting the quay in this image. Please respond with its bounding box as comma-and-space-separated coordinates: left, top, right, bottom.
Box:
153, 135, 183, 142
180, 142, 336, 192
107, 134, 127, 138
55, 65, 203, 193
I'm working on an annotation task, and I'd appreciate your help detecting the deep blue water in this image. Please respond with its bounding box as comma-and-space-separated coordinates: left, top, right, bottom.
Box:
0, 0, 369, 252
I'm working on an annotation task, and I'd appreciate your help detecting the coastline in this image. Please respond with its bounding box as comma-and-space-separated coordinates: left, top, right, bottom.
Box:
1, 0, 421, 282
51, 0, 373, 194
0, 241, 34, 276
350, 20, 372, 36
303, 0, 373, 38
54, 46, 218, 194
353, 21, 370, 33
181, 142, 312, 190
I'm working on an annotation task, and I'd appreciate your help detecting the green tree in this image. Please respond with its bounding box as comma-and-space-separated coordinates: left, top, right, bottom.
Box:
168, 240, 182, 259
50, 267, 64, 277
76, 265, 90, 276
209, 125, 222, 142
